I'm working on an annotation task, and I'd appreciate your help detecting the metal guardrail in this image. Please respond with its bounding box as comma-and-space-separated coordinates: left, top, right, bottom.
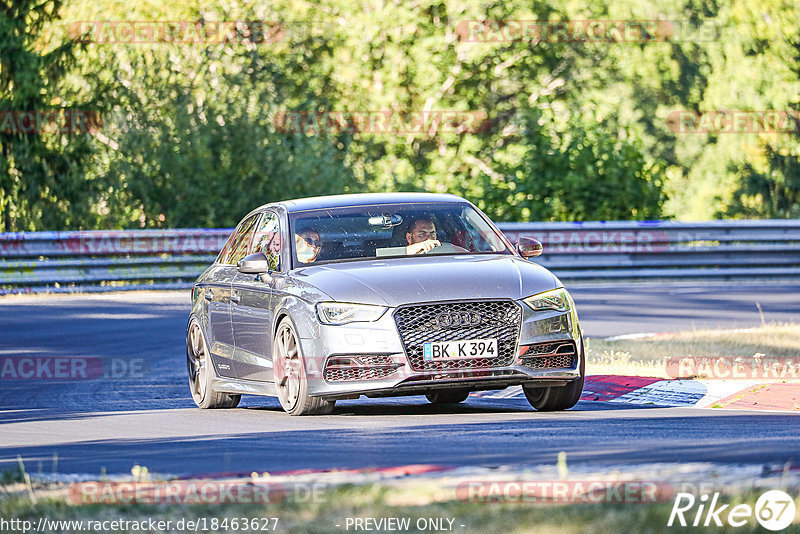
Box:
498, 219, 800, 281
0, 230, 229, 295
1, 220, 799, 294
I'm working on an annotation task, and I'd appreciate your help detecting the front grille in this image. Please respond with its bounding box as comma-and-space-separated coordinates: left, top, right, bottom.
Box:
523, 354, 574, 369
393, 300, 522, 372
323, 355, 400, 382
324, 366, 398, 382
519, 341, 577, 370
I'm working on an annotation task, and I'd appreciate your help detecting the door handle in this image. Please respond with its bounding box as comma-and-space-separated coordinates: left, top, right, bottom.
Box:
230, 292, 241, 304
204, 289, 214, 301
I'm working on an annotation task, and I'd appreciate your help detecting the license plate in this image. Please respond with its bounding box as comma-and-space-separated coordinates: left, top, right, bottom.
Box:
423, 338, 498, 361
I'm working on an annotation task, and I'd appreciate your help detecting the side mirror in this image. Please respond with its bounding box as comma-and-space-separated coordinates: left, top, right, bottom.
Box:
517, 237, 543, 259
237, 252, 270, 274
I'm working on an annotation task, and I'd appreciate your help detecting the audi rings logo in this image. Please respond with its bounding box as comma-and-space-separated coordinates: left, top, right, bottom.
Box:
436, 312, 482, 328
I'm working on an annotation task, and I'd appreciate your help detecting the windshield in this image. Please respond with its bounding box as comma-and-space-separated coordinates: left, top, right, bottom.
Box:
289, 202, 512, 267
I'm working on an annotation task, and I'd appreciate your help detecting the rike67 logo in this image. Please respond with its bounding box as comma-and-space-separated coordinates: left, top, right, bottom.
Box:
668, 490, 797, 531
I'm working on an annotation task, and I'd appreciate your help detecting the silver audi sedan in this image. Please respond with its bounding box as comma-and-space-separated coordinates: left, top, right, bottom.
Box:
186, 193, 584, 415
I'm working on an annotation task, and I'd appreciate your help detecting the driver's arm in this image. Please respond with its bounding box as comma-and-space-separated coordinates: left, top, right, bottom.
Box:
375, 239, 441, 257
405, 239, 441, 255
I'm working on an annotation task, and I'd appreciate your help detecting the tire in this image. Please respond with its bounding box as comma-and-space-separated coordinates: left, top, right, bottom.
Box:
273, 317, 335, 416
523, 338, 585, 412
426, 389, 470, 405
187, 319, 241, 409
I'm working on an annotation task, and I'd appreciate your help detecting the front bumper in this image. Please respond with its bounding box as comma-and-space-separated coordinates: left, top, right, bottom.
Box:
300, 298, 583, 399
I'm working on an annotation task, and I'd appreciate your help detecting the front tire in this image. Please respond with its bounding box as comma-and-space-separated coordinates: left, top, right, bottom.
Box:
273, 318, 335, 416
187, 319, 240, 409
523, 338, 585, 412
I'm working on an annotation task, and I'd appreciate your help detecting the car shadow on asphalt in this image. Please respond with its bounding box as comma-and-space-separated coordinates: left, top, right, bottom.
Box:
0, 404, 197, 425
0, 397, 664, 427
239, 396, 669, 416
2, 412, 799, 477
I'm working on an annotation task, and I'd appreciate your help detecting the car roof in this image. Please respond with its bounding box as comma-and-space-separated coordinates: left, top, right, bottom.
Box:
262, 192, 469, 213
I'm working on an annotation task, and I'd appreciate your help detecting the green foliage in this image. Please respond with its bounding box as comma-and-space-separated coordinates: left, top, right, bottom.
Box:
0, 468, 24, 484
2, 0, 798, 229
100, 48, 361, 228
0, 0, 106, 231
725, 36, 800, 219
726, 146, 800, 218
480, 110, 665, 221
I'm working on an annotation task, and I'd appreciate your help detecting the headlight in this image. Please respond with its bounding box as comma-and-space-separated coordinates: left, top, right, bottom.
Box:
316, 302, 388, 325
523, 288, 572, 312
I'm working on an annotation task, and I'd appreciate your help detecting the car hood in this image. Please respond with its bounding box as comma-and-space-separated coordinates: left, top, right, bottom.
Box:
291, 254, 561, 307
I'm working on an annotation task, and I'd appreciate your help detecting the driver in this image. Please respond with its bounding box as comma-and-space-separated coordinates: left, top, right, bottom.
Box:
404, 217, 441, 255
376, 216, 471, 257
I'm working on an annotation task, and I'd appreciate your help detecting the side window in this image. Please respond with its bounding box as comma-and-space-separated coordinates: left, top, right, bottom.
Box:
251, 212, 282, 271
223, 214, 259, 265
216, 232, 236, 264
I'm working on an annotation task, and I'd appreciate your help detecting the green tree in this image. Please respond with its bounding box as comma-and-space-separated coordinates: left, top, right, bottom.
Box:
0, 0, 104, 231
99, 47, 362, 228
725, 36, 800, 219
32, 0, 800, 228
479, 109, 665, 221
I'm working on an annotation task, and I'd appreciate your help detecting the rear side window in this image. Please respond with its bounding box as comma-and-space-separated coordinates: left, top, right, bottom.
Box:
221, 214, 260, 265
216, 230, 237, 264
216, 234, 234, 264
251, 212, 283, 271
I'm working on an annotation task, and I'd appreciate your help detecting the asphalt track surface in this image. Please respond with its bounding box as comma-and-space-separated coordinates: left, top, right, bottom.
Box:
0, 283, 798, 477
